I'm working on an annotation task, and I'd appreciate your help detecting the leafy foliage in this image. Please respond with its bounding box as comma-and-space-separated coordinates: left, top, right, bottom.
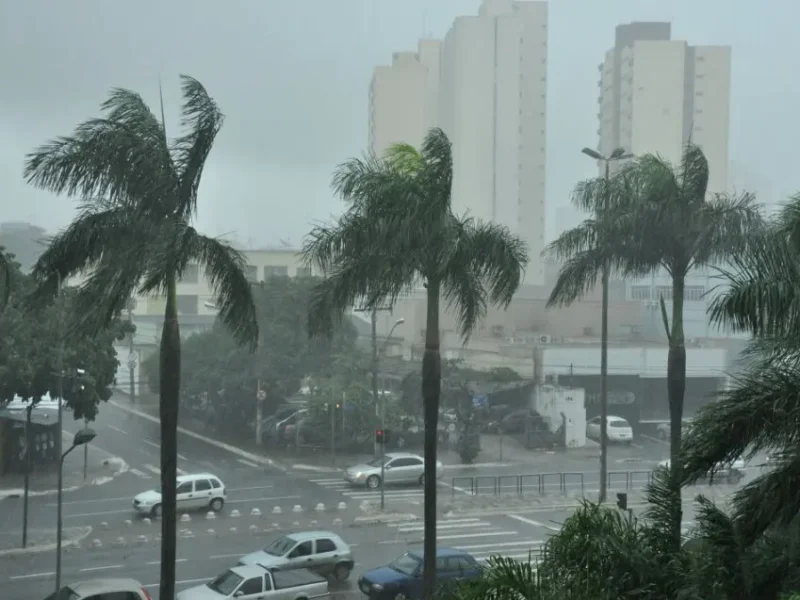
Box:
141, 276, 358, 420
0, 253, 131, 419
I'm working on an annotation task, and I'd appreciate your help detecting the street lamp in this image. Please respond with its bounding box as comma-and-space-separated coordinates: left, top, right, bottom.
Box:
378, 317, 405, 510
581, 146, 633, 504
55, 427, 97, 593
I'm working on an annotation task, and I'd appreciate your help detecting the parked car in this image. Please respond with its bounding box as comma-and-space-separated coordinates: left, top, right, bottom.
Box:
586, 415, 634, 444
133, 473, 226, 518
358, 548, 482, 599
177, 565, 328, 600
344, 452, 443, 489
45, 578, 151, 600
655, 419, 693, 441
238, 530, 355, 581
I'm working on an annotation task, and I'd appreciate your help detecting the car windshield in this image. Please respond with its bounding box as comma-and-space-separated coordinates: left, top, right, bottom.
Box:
43, 587, 79, 600
609, 419, 629, 428
366, 457, 389, 467
264, 535, 296, 556
389, 552, 422, 576
207, 570, 244, 595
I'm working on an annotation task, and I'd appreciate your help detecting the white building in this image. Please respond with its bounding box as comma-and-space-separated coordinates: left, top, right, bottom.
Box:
368, 0, 549, 286
597, 22, 731, 195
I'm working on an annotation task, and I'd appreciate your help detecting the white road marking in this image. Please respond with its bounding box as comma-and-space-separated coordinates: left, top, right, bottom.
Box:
177, 467, 187, 475
210, 553, 244, 559
147, 558, 187, 565
228, 485, 274, 492
226, 495, 301, 504
107, 425, 128, 435
144, 464, 160, 475
145, 577, 209, 589
65, 509, 131, 518
509, 514, 561, 532
458, 539, 546, 551
10, 572, 54, 580
380, 530, 518, 543
178, 454, 188, 461
80, 564, 123, 572
143, 440, 160, 449
237, 458, 259, 468
130, 468, 151, 479
397, 522, 491, 533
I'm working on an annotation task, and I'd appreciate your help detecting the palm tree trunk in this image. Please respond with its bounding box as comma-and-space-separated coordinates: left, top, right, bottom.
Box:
667, 273, 686, 549
421, 279, 441, 600
158, 272, 181, 600
599, 265, 609, 503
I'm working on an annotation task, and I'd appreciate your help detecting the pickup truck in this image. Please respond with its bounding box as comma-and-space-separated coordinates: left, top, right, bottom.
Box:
177, 565, 329, 600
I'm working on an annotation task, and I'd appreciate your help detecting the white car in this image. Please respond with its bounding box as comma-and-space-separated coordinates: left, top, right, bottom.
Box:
344, 453, 443, 489
45, 578, 151, 600
133, 473, 226, 518
586, 415, 634, 444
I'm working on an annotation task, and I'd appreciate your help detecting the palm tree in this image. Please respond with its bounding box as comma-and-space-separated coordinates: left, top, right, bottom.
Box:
23, 76, 258, 600
682, 196, 800, 541
0, 252, 10, 309
303, 127, 528, 600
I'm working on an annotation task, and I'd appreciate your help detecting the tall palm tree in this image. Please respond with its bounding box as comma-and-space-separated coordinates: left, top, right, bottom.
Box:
682, 196, 800, 541
617, 144, 761, 510
23, 76, 258, 600
0, 252, 9, 309
304, 127, 528, 600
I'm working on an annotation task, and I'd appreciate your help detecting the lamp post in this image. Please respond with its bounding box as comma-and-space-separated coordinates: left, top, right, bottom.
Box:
378, 317, 405, 510
55, 427, 97, 594
580, 146, 633, 504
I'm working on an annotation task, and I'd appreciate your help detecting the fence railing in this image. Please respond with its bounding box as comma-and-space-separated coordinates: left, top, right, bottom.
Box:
451, 469, 654, 498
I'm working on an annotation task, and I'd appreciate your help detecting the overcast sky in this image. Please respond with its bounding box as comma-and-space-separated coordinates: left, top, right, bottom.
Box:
1, 0, 796, 247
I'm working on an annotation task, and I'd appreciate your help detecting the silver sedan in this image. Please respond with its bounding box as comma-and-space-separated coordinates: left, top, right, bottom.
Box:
343, 452, 443, 489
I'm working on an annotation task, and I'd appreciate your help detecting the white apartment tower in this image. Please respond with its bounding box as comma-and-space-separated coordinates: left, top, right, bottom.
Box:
368, 0, 548, 286
598, 22, 731, 194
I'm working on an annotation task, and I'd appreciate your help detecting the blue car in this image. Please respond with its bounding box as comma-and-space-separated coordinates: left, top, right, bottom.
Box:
357, 547, 482, 599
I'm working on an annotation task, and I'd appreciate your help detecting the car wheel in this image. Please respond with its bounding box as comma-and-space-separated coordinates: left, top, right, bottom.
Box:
210, 498, 224, 512
366, 475, 381, 489
151, 504, 162, 518
333, 563, 351, 581
418, 474, 425, 486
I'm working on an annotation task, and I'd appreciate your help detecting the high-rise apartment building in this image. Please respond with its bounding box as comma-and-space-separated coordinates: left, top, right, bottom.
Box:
368, 0, 548, 286
598, 22, 731, 194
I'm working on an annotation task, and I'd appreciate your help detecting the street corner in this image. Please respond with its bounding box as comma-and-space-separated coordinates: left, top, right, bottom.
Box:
0, 526, 92, 557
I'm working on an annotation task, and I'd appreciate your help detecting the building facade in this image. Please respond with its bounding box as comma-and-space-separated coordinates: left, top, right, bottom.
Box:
597, 22, 731, 195
368, 0, 549, 286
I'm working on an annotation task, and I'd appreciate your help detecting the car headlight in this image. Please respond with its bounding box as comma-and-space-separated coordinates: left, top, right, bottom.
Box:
355, 472, 364, 479
371, 583, 384, 591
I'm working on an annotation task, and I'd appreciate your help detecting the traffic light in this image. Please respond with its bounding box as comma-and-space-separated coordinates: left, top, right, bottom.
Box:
375, 429, 385, 444
616, 492, 628, 511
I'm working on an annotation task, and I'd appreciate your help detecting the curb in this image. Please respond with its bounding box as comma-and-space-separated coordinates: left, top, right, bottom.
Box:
109, 400, 289, 473
0, 527, 92, 557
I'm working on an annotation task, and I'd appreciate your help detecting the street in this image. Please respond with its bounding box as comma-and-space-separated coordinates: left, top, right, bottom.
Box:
0, 398, 754, 600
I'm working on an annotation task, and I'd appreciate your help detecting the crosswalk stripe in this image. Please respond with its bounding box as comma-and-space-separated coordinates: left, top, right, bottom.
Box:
143, 464, 187, 476
435, 530, 518, 541
397, 522, 492, 533
457, 539, 546, 551
130, 468, 151, 479
342, 491, 423, 498
309, 478, 343, 483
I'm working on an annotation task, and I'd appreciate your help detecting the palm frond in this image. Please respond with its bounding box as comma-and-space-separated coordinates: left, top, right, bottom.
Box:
641, 466, 683, 554
545, 249, 606, 307
680, 359, 800, 485
24, 88, 174, 210
0, 252, 10, 309
544, 219, 597, 263
185, 230, 258, 351
689, 190, 764, 268
678, 143, 710, 209
416, 127, 453, 221
731, 451, 800, 544
383, 142, 423, 174
171, 75, 224, 218
708, 228, 800, 339
28, 202, 134, 307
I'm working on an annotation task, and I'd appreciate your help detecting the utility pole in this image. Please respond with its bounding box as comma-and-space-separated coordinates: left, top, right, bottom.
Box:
127, 302, 136, 403
22, 404, 32, 548
54, 273, 65, 595
581, 146, 632, 504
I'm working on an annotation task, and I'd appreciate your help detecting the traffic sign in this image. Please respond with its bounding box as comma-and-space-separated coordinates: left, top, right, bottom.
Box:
257, 390, 267, 401
127, 352, 137, 369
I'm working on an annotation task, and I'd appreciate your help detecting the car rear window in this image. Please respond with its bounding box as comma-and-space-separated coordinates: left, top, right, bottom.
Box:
609, 419, 629, 428
210, 478, 222, 489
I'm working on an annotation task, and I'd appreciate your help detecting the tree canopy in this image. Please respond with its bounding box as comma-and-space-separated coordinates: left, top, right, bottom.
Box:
0, 252, 131, 420
141, 275, 359, 418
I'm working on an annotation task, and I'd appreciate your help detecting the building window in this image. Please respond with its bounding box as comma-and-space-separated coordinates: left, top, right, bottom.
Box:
296, 267, 312, 278
264, 265, 289, 278
176, 295, 198, 315
245, 265, 258, 282
630, 286, 650, 301
180, 264, 199, 284
684, 286, 706, 301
